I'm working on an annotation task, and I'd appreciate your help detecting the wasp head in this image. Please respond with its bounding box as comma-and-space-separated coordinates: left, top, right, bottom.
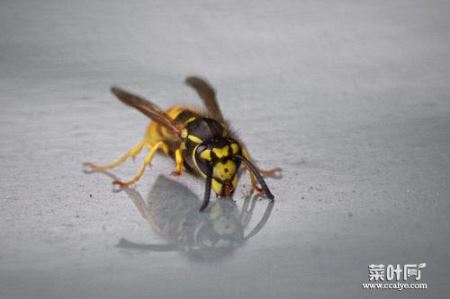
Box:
194, 137, 242, 197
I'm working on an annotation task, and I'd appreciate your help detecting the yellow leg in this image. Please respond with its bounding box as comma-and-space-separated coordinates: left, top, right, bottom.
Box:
242, 147, 281, 177
242, 148, 262, 192
258, 167, 282, 177
113, 141, 166, 187
246, 167, 263, 193
83, 141, 145, 172
171, 148, 184, 176
242, 147, 281, 192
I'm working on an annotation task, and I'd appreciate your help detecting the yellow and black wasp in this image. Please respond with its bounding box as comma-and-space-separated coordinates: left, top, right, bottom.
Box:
84, 77, 280, 211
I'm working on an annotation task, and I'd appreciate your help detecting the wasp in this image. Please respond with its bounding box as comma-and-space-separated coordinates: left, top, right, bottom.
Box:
84, 77, 280, 211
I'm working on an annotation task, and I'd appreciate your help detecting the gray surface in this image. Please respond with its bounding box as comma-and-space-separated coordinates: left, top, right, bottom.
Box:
1, 0, 450, 298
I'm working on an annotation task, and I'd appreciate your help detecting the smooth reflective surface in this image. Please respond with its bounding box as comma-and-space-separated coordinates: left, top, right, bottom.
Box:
115, 175, 274, 261
1, 0, 450, 298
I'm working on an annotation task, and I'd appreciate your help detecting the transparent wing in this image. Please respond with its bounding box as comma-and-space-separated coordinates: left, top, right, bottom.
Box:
111, 86, 181, 137
185, 76, 225, 123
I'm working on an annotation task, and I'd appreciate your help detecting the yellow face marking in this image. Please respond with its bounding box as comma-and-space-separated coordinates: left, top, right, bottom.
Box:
212, 146, 229, 158
212, 179, 223, 195
231, 143, 240, 154
213, 160, 236, 181
188, 134, 203, 144
200, 149, 211, 160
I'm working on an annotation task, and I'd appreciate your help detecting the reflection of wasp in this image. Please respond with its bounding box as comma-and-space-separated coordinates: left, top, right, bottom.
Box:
117, 175, 274, 260
84, 77, 280, 211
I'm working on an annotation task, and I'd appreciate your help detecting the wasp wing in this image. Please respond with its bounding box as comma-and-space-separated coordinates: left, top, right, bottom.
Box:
111, 86, 181, 137
185, 76, 226, 124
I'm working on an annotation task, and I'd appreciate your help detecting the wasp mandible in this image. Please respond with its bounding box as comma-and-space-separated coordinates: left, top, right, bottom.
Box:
83, 77, 280, 211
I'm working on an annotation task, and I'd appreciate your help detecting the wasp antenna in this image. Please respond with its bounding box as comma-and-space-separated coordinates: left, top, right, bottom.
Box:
236, 155, 274, 200
200, 167, 213, 211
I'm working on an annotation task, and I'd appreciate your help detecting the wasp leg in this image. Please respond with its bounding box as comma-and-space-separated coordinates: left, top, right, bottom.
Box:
259, 167, 282, 177
171, 148, 184, 176
242, 148, 262, 192
112, 141, 167, 187
242, 148, 281, 192
244, 167, 262, 193
242, 148, 281, 177
83, 141, 146, 172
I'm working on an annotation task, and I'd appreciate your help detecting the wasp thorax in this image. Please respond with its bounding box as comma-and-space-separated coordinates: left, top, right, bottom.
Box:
194, 137, 242, 197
